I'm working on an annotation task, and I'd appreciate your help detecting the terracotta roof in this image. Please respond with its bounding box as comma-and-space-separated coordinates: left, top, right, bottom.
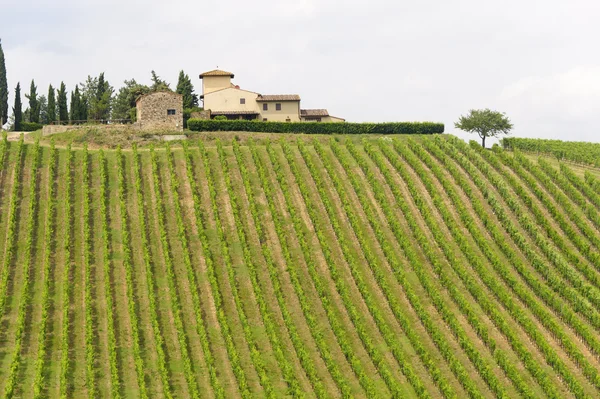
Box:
211, 110, 259, 115
301, 109, 329, 117
256, 94, 301, 102
199, 69, 235, 78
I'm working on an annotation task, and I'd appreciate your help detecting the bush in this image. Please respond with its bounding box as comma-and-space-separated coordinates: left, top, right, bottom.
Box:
21, 122, 43, 132
187, 119, 444, 135
213, 115, 228, 121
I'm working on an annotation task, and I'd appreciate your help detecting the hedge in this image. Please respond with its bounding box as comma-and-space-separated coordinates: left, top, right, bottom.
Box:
187, 119, 444, 135
21, 122, 43, 132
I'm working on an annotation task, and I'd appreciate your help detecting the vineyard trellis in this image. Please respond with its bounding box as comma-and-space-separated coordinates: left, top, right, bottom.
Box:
0, 136, 598, 398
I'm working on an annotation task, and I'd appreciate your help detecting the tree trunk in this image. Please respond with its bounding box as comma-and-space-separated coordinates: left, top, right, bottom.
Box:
481, 135, 486, 148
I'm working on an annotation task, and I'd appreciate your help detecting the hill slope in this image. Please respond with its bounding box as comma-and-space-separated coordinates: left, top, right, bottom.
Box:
0, 134, 600, 398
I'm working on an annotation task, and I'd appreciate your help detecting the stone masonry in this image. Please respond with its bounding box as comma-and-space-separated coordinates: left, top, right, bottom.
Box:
136, 91, 183, 132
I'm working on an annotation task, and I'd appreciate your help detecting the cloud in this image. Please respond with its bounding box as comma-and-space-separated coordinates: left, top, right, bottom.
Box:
2, 0, 600, 141
497, 66, 600, 140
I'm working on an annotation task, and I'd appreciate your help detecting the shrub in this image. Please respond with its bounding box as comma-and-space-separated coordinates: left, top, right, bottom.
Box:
213, 115, 228, 121
187, 119, 444, 135
21, 122, 43, 131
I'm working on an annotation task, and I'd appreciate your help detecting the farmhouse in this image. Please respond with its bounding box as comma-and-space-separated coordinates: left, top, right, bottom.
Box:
135, 91, 184, 131
199, 69, 345, 122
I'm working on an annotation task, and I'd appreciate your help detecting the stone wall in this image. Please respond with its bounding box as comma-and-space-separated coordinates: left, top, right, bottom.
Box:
136, 92, 183, 132
190, 110, 211, 120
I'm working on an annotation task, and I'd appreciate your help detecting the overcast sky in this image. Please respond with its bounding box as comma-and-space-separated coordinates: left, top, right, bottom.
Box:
2, 0, 599, 142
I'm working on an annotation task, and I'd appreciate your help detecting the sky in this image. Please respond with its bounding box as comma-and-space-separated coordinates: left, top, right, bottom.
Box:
1, 0, 599, 142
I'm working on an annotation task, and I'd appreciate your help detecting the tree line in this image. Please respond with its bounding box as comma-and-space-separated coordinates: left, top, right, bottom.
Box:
0, 39, 199, 131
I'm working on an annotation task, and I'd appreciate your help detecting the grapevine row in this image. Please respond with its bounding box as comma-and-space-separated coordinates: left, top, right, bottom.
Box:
431, 138, 600, 396
115, 148, 148, 398
82, 145, 98, 398
561, 164, 600, 217
426, 137, 600, 360
494, 149, 600, 297
0, 135, 24, 322
339, 138, 531, 398
232, 139, 330, 398
362, 139, 538, 398
380, 139, 563, 398
202, 141, 278, 396
247, 140, 355, 397
4, 139, 41, 398
32, 141, 58, 398
148, 146, 200, 398
465, 143, 600, 331
405, 139, 596, 396
131, 145, 174, 399
585, 171, 600, 194
276, 140, 397, 397
184, 141, 251, 397
164, 143, 225, 398
216, 140, 305, 397
60, 144, 74, 398
534, 157, 600, 244
310, 139, 454, 398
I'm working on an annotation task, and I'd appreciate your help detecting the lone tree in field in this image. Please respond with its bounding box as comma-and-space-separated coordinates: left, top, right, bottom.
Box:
455, 108, 513, 148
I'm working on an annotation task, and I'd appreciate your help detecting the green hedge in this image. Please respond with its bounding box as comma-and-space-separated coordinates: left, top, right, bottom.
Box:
21, 122, 44, 132
187, 119, 444, 135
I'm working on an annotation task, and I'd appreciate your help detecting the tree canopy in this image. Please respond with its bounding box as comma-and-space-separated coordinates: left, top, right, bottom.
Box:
455, 108, 513, 148
47, 84, 56, 124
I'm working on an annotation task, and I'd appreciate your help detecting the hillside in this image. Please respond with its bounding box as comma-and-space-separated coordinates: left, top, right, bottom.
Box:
0, 134, 600, 398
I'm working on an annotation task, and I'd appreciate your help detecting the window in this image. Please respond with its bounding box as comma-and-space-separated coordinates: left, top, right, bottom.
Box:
263, 118, 268, 121
263, 103, 268, 111
286, 118, 291, 122
240, 98, 245, 104
167, 109, 176, 115
276, 103, 282, 111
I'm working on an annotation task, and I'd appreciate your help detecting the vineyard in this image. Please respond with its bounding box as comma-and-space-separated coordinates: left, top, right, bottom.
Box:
1, 132, 600, 398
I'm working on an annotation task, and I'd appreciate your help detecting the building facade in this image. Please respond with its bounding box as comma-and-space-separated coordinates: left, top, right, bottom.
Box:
136, 91, 184, 131
200, 69, 344, 122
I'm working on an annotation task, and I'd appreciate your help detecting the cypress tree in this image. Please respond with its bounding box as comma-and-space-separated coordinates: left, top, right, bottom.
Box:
25, 79, 40, 123
79, 94, 88, 122
13, 82, 22, 131
69, 85, 81, 123
0, 39, 7, 125
57, 82, 68, 123
47, 84, 56, 123
176, 70, 198, 109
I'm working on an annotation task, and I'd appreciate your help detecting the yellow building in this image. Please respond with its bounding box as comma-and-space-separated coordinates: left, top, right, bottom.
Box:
199, 69, 344, 122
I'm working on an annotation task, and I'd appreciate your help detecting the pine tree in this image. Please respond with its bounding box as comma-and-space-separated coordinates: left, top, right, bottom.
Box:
0, 39, 8, 126
176, 70, 198, 109
47, 84, 56, 123
151, 70, 171, 92
57, 82, 68, 123
25, 79, 40, 123
12, 83, 22, 131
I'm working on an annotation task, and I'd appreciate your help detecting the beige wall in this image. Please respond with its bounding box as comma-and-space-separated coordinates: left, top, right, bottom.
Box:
323, 116, 345, 123
203, 88, 260, 114
202, 76, 233, 95
259, 101, 301, 122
